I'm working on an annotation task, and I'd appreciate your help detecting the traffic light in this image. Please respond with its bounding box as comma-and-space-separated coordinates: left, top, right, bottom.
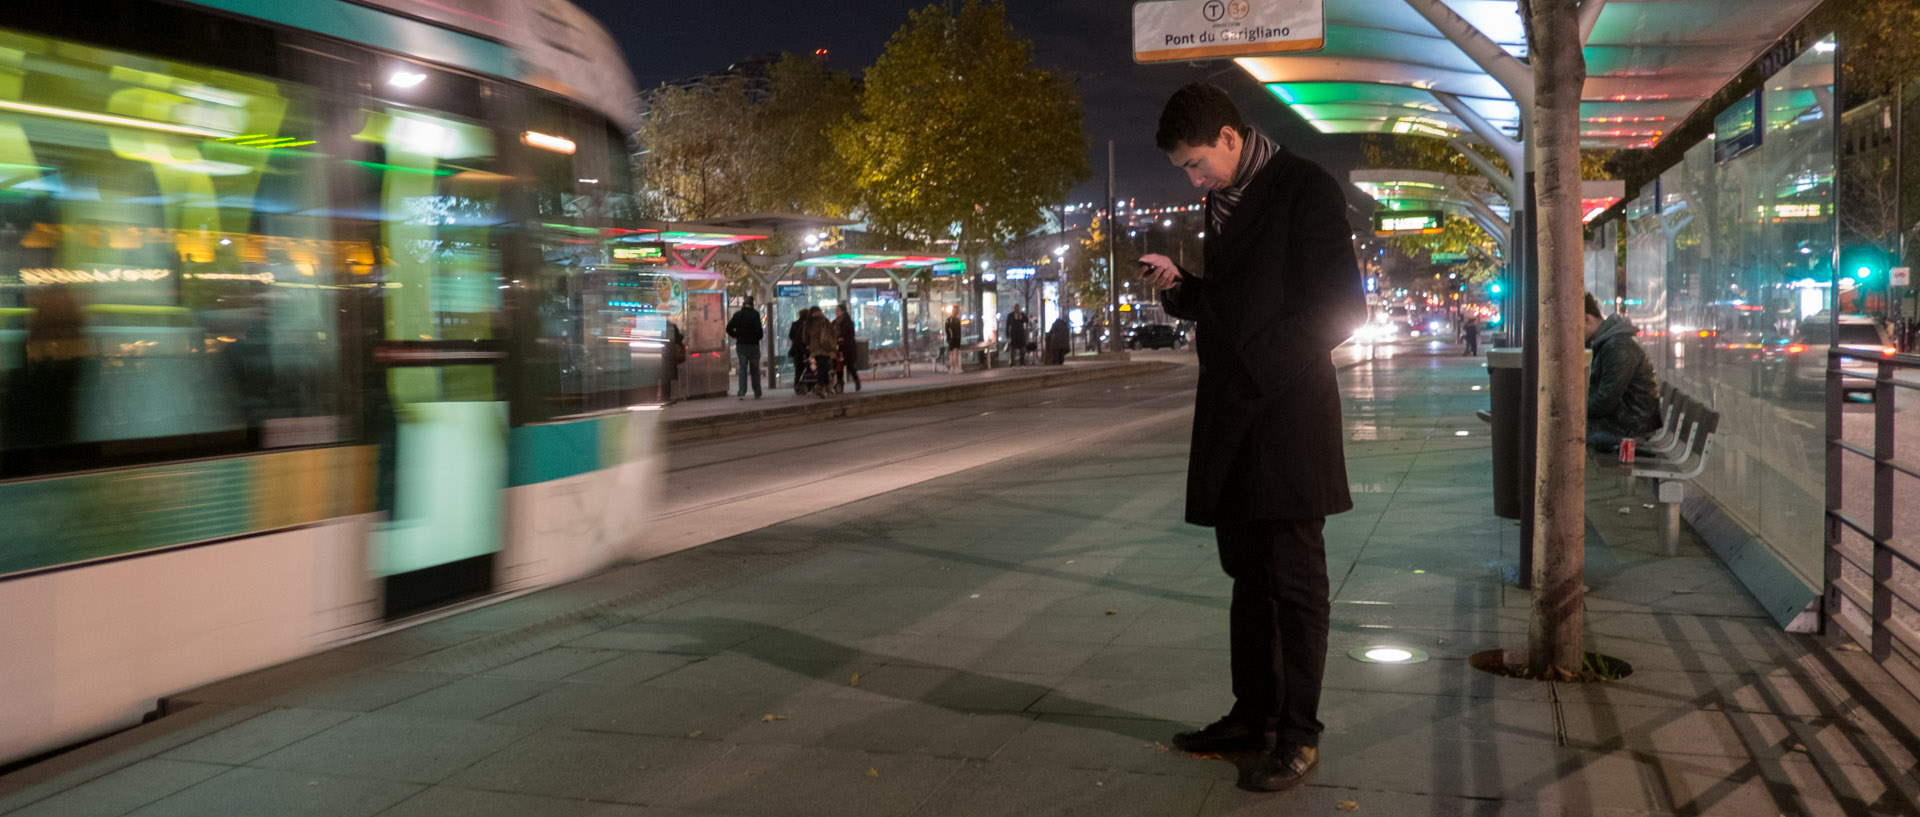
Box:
1838, 244, 1890, 282
1490, 282, 1504, 295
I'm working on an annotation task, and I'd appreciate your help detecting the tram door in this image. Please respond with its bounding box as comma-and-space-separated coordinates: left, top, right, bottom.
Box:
353, 98, 509, 620
372, 341, 507, 620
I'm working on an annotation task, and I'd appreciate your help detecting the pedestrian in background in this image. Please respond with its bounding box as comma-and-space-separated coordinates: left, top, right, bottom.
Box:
787, 309, 809, 383
1138, 83, 1365, 793
834, 304, 862, 393
1007, 307, 1031, 366
1046, 316, 1069, 365
726, 296, 764, 399
1460, 315, 1480, 356
944, 309, 963, 373
805, 305, 839, 394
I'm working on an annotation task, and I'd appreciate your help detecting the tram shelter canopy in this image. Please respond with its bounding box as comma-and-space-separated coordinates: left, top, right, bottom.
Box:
1235, 0, 1823, 150
792, 252, 965, 274
1350, 169, 1624, 236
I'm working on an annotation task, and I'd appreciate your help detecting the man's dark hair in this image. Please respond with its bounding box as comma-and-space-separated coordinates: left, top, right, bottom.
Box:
1157, 83, 1245, 153
1584, 293, 1604, 319
742, 295, 754, 307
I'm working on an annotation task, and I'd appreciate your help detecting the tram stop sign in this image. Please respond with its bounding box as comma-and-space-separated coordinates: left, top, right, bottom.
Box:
1133, 0, 1325, 63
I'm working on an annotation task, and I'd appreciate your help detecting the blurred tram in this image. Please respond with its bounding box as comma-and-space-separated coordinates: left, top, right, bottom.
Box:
0, 0, 681, 764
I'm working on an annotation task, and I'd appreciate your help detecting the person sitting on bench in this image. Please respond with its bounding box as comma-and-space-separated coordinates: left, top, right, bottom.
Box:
1584, 293, 1661, 451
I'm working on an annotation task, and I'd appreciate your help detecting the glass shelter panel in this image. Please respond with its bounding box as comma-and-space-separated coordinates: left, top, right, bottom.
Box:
1655, 39, 1835, 592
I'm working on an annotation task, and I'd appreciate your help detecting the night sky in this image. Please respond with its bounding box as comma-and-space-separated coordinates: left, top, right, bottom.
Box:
568, 0, 1362, 208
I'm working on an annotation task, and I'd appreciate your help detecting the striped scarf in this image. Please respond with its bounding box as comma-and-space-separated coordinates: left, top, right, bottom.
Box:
1206, 127, 1278, 234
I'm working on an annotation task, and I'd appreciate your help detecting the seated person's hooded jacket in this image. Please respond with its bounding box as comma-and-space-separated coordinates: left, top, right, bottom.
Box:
1588, 314, 1661, 438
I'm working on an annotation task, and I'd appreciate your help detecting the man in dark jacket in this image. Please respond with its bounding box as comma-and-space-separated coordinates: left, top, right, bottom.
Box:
1139, 83, 1365, 793
725, 296, 764, 399
787, 310, 809, 383
1006, 307, 1031, 365
1584, 293, 1660, 448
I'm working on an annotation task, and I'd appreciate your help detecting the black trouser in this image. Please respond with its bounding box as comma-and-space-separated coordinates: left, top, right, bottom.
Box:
1464, 334, 1479, 355
836, 354, 860, 390
1216, 517, 1330, 748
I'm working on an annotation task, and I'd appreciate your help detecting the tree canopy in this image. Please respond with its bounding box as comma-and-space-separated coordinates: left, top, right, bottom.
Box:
634, 54, 860, 222
837, 0, 1090, 254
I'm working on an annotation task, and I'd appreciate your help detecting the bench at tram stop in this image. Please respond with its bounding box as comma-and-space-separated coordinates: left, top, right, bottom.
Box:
1594, 386, 1721, 555
865, 345, 911, 379
957, 341, 998, 371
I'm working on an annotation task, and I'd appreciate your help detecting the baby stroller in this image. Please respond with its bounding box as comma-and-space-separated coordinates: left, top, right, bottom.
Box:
795, 355, 838, 397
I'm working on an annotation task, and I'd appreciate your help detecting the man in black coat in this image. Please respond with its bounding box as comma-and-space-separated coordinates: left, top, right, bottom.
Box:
1583, 293, 1659, 448
1006, 307, 1031, 366
725, 296, 764, 399
1138, 83, 1365, 793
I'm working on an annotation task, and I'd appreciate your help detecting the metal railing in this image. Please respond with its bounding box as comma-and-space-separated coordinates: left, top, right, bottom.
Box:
1824, 350, 1920, 695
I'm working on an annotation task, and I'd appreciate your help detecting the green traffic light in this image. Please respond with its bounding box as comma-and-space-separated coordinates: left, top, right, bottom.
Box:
1490, 283, 1503, 294
1857, 266, 1873, 280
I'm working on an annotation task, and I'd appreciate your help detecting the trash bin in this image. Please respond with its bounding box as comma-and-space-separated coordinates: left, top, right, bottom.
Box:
1487, 347, 1523, 520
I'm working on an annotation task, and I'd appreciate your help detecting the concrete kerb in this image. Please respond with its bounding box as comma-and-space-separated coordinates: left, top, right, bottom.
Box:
663, 361, 1180, 445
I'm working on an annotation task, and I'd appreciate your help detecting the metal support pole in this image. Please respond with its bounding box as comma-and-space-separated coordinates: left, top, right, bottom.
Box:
1107, 140, 1121, 353
1873, 358, 1895, 659
1518, 138, 1539, 588
1434, 92, 1523, 173
1448, 138, 1517, 201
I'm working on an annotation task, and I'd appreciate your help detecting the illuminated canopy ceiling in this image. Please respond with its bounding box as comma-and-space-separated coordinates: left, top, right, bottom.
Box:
608, 223, 771, 249
1238, 0, 1824, 149
1352, 169, 1624, 226
1351, 169, 1625, 253
792, 252, 964, 272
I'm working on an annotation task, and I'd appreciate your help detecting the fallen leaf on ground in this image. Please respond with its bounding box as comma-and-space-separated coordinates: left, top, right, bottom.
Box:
866, 768, 880, 778
1065, 560, 1076, 565
762, 713, 789, 722
1413, 569, 1426, 574
686, 730, 703, 738
1791, 743, 1807, 752
850, 672, 860, 686
1336, 800, 1360, 811
1435, 638, 1447, 645
1618, 507, 1632, 514
1839, 643, 1865, 652
1105, 606, 1120, 615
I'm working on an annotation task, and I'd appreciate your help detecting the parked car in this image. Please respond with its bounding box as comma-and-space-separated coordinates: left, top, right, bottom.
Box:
1779, 314, 1897, 398
1127, 324, 1183, 350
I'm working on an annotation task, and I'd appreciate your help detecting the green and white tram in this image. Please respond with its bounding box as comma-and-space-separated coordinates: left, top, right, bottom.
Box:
0, 0, 674, 764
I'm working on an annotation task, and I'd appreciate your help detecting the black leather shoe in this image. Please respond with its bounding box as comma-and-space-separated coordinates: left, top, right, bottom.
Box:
1244, 744, 1318, 792
1171, 719, 1276, 754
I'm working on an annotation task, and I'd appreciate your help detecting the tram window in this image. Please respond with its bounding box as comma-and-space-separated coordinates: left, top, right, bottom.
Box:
0, 27, 352, 477
340, 98, 505, 407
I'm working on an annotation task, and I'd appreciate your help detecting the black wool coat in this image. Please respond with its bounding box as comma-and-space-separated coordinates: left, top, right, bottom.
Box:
1162, 147, 1366, 526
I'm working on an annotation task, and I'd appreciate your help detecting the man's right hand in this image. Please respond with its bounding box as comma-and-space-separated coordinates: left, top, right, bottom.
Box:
1138, 253, 1181, 290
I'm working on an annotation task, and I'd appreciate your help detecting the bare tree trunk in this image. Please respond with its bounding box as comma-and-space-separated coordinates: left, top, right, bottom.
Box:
1526, 0, 1589, 678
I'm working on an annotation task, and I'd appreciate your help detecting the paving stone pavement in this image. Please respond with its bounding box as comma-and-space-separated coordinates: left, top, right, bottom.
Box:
3, 347, 1917, 816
